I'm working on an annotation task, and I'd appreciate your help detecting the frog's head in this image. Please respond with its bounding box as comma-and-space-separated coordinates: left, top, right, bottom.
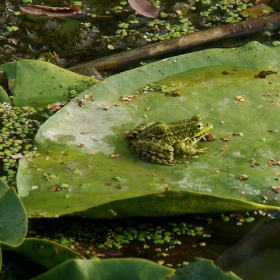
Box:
189, 116, 213, 140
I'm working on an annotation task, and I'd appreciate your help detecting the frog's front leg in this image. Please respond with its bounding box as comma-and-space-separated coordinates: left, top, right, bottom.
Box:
130, 140, 176, 165
174, 139, 207, 157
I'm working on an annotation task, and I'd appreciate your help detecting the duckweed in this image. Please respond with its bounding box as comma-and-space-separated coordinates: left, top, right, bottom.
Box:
245, 217, 255, 222
222, 216, 230, 222
25, 212, 265, 268
60, 183, 70, 189
0, 103, 42, 187
92, 218, 203, 250
98, 0, 258, 51
72, 169, 80, 174
0, 0, 260, 66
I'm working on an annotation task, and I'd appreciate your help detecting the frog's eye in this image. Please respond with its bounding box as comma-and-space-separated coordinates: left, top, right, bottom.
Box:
197, 123, 203, 129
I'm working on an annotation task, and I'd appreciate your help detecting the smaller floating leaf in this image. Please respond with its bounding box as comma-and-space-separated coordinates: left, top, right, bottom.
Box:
0, 180, 27, 246
0, 60, 98, 107
20, 5, 81, 18
128, 0, 159, 18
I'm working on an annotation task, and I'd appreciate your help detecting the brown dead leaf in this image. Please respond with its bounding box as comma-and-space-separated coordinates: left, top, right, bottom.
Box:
250, 158, 260, 167
50, 186, 61, 192
122, 94, 135, 101
164, 92, 181, 97
110, 154, 120, 158
254, 70, 277, 79
268, 159, 280, 166
75, 94, 94, 107
235, 95, 245, 100
263, 92, 273, 97
235, 95, 245, 102
221, 137, 230, 141
11, 153, 24, 159
20, 4, 81, 18
205, 134, 215, 141
7, 38, 18, 45
272, 186, 280, 194
220, 145, 230, 152
48, 100, 70, 112
164, 184, 170, 191
128, 0, 159, 18
103, 105, 111, 110
84, 94, 94, 101
238, 174, 248, 180
232, 132, 244, 136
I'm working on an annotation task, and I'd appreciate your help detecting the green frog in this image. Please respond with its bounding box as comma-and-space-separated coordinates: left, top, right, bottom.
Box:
127, 116, 213, 165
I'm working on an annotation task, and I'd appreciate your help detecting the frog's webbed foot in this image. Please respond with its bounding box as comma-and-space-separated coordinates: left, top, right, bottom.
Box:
175, 140, 208, 157
195, 147, 208, 154
130, 140, 176, 165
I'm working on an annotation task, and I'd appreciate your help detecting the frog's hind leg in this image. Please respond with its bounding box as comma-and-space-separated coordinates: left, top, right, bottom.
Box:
131, 140, 176, 165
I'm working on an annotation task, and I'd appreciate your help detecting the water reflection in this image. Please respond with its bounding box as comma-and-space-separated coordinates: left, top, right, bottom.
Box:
216, 211, 280, 280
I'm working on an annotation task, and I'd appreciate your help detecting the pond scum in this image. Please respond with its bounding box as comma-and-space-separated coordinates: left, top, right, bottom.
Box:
0, 103, 42, 187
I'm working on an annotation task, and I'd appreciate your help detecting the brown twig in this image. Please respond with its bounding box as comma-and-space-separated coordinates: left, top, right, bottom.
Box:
68, 12, 280, 72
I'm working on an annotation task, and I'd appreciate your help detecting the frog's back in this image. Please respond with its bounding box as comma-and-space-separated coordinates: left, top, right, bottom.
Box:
127, 121, 160, 139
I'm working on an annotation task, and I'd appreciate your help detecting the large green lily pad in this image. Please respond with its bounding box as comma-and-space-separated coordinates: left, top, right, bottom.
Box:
17, 42, 280, 217
31, 257, 240, 280
0, 60, 98, 107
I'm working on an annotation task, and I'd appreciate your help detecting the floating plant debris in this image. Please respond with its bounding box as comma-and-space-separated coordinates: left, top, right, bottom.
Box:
20, 5, 81, 18
75, 94, 94, 107
164, 92, 181, 97
235, 95, 245, 102
205, 134, 215, 141
238, 174, 248, 180
268, 159, 280, 166
220, 145, 230, 152
121, 95, 135, 101
221, 136, 230, 141
250, 158, 260, 167
128, 0, 159, 19
254, 70, 278, 78
47, 101, 70, 112
272, 186, 280, 194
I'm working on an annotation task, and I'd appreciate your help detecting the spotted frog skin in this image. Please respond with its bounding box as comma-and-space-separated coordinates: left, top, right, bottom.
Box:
127, 116, 213, 165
